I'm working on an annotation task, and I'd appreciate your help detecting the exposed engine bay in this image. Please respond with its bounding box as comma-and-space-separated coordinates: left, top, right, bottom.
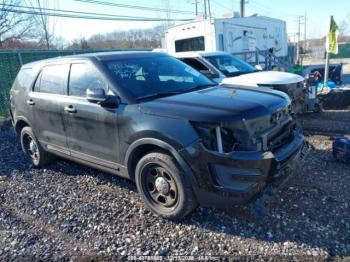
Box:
192, 105, 296, 154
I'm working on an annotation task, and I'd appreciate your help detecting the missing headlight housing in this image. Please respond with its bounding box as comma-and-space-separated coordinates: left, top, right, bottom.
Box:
191, 122, 238, 153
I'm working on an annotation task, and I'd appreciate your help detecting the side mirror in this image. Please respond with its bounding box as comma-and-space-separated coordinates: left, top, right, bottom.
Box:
255, 64, 263, 71
86, 88, 107, 103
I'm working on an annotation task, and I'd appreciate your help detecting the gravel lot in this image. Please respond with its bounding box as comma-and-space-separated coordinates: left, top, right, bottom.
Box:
0, 112, 349, 261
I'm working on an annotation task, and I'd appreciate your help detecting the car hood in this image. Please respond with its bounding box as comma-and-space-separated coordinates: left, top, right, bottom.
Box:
139, 86, 290, 123
221, 71, 304, 86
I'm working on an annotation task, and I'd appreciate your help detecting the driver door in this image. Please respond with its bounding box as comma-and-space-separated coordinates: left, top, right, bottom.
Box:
61, 62, 119, 167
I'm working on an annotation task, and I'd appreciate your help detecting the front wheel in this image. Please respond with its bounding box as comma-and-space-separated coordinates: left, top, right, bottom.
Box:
20, 127, 54, 167
135, 152, 197, 220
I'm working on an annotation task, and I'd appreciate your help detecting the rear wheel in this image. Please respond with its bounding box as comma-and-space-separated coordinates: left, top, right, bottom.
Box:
20, 127, 54, 167
135, 152, 197, 220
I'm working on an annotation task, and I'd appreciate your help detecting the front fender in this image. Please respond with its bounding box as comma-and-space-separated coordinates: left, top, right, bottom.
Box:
125, 137, 187, 168
124, 137, 200, 190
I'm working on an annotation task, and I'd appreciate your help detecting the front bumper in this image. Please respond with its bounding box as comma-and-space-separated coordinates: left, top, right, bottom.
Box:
180, 127, 305, 207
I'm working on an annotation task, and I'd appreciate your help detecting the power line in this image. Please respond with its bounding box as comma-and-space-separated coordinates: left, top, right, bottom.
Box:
1, 3, 193, 21
249, 0, 270, 11
74, 0, 198, 15
210, 0, 231, 11
0, 8, 193, 22
247, 2, 270, 15
249, 0, 299, 17
0, 4, 194, 22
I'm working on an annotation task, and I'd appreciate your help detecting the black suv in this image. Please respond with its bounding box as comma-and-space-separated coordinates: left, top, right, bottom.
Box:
10, 52, 304, 220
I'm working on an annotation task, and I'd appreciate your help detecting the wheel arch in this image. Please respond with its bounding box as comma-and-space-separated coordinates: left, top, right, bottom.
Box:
125, 138, 198, 189
14, 117, 32, 136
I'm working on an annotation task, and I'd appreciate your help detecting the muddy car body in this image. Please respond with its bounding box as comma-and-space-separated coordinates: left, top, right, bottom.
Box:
10, 51, 304, 219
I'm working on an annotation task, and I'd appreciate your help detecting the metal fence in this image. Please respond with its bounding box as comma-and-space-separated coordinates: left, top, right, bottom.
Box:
0, 49, 149, 117
330, 43, 350, 59
233, 48, 295, 71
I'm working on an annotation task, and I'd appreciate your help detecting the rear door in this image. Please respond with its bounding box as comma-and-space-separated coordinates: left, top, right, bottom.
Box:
61, 62, 119, 167
28, 64, 69, 152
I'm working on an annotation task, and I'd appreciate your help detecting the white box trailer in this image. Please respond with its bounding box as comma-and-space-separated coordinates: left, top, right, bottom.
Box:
164, 16, 288, 58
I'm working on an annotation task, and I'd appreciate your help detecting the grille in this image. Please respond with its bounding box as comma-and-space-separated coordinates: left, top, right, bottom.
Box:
267, 121, 295, 151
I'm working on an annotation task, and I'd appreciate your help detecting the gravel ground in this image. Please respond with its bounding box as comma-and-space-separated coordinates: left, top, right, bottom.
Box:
299, 110, 350, 136
0, 115, 350, 261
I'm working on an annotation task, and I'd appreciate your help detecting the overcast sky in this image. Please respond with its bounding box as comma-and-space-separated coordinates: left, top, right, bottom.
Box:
46, 0, 350, 42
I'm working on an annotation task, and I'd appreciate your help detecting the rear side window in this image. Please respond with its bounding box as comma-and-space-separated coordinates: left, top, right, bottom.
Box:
69, 63, 108, 97
34, 64, 68, 95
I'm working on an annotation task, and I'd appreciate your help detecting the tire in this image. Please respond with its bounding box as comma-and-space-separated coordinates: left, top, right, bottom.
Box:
135, 152, 197, 220
20, 127, 54, 167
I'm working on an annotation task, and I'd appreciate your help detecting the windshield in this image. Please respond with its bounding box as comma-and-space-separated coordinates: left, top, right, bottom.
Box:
104, 55, 215, 100
203, 54, 256, 77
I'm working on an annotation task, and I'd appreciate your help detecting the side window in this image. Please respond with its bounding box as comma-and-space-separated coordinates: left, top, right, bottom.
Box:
39, 65, 68, 95
181, 58, 208, 71
69, 63, 108, 97
175, 36, 205, 52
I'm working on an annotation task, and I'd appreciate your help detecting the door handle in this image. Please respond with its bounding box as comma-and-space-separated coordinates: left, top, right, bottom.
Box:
64, 105, 77, 113
26, 99, 35, 106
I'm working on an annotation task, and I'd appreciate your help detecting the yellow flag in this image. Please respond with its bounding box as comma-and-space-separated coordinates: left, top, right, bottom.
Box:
326, 16, 339, 54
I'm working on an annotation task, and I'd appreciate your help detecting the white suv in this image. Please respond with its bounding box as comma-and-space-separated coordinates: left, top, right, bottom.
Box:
175, 51, 307, 114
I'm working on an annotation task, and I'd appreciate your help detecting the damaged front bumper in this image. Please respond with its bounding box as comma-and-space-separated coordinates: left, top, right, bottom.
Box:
180, 127, 306, 208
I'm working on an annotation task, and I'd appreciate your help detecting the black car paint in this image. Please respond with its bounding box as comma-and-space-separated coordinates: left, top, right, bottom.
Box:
139, 85, 290, 122
10, 51, 304, 207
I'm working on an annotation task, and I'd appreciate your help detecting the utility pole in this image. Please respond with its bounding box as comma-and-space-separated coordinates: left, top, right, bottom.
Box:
208, 0, 211, 18
203, 0, 207, 19
240, 0, 245, 17
304, 12, 307, 50
295, 15, 306, 65
192, 0, 199, 16
296, 16, 301, 64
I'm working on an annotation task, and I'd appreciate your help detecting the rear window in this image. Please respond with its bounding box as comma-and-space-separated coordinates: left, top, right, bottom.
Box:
34, 64, 68, 95
175, 36, 205, 52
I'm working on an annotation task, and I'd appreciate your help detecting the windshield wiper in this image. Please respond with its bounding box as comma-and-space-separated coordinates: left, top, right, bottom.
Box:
136, 91, 181, 101
195, 83, 217, 88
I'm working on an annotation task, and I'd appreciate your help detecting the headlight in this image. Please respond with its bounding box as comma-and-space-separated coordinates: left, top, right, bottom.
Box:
191, 122, 238, 153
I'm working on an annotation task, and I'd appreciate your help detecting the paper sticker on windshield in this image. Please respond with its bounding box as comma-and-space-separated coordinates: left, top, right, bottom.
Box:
225, 65, 239, 73
185, 66, 200, 77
